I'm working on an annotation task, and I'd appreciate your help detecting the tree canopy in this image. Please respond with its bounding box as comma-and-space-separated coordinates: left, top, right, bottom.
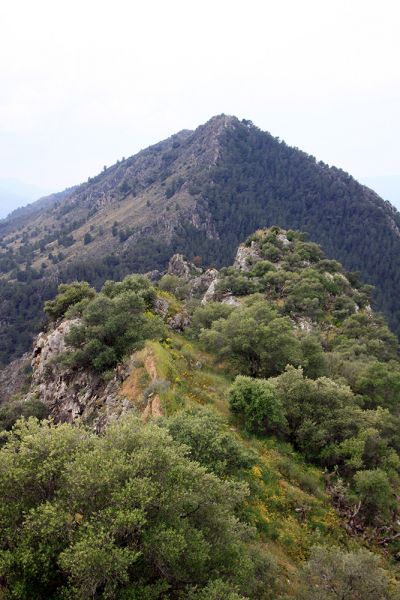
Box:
0, 415, 275, 599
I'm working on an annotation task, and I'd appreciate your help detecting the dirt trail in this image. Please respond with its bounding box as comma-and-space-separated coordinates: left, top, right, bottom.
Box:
144, 353, 157, 382
121, 349, 147, 403
119, 348, 164, 419
142, 350, 163, 419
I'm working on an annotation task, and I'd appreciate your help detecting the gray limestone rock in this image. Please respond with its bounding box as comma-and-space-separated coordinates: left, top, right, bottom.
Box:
166, 311, 191, 332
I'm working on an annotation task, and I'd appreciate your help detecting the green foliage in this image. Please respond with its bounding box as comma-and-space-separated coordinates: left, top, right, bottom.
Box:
335, 313, 399, 361
228, 376, 285, 432
157, 275, 191, 299
215, 272, 256, 297
352, 360, 400, 410
101, 274, 156, 307
186, 579, 248, 599
44, 282, 96, 321
354, 469, 396, 519
0, 399, 47, 438
0, 416, 274, 599
250, 260, 276, 277
160, 408, 258, 477
200, 297, 302, 377
188, 302, 235, 337
299, 545, 399, 599
299, 334, 327, 379
158, 274, 180, 293
272, 366, 359, 458
48, 275, 164, 374
60, 292, 164, 374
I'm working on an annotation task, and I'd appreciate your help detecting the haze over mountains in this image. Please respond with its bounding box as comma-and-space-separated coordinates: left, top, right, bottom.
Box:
0, 178, 55, 219
1, 114, 400, 366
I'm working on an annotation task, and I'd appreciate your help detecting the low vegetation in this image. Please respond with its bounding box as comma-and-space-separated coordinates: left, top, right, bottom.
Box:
1, 228, 400, 598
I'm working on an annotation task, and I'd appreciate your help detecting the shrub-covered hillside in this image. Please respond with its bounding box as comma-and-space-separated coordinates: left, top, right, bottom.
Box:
2, 115, 400, 369
1, 228, 400, 599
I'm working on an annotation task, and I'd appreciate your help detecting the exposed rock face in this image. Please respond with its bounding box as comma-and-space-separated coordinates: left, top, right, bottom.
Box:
278, 233, 290, 246
201, 279, 219, 305
153, 299, 169, 319
23, 320, 133, 429
201, 278, 241, 306
292, 317, 313, 332
144, 269, 163, 283
221, 296, 241, 306
0, 353, 31, 405
233, 243, 260, 272
166, 254, 218, 302
32, 320, 80, 372
168, 254, 202, 278
187, 268, 218, 300
167, 311, 191, 332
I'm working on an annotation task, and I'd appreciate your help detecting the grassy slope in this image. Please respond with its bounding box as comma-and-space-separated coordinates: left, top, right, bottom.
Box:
118, 328, 395, 596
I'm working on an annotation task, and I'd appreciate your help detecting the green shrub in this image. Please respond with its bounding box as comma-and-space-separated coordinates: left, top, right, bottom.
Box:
44, 282, 96, 321
160, 408, 258, 476
299, 545, 398, 600
0, 416, 274, 599
0, 398, 48, 438
228, 376, 285, 432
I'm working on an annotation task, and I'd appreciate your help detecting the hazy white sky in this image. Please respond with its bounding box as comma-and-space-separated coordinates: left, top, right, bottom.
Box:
1, 0, 399, 192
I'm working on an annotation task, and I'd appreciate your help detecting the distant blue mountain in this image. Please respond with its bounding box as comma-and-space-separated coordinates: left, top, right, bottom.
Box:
0, 178, 53, 200
0, 178, 55, 219
0, 189, 33, 219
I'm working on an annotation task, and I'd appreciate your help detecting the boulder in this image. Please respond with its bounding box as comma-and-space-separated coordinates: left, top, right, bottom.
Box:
167, 254, 203, 280
166, 311, 191, 332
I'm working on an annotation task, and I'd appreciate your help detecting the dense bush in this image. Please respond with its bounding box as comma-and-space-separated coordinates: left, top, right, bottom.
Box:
44, 282, 96, 321
0, 398, 47, 439
199, 297, 302, 377
228, 376, 285, 433
160, 408, 258, 477
299, 545, 399, 599
0, 416, 275, 599
54, 275, 164, 373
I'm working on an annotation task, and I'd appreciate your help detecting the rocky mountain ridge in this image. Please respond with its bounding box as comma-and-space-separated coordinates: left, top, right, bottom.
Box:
2, 114, 400, 372
7, 227, 385, 429
13, 251, 220, 426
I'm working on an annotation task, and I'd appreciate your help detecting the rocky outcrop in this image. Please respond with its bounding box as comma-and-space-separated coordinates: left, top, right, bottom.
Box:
0, 353, 31, 404
145, 269, 163, 283
168, 254, 195, 278
233, 243, 261, 272
201, 278, 241, 306
167, 311, 191, 332
201, 279, 219, 305
165, 254, 218, 302
22, 320, 136, 430
32, 320, 80, 373
153, 298, 169, 319
168, 254, 203, 278
187, 268, 219, 300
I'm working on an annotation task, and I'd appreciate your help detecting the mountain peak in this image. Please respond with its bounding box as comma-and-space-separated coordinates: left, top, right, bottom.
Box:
2, 115, 400, 367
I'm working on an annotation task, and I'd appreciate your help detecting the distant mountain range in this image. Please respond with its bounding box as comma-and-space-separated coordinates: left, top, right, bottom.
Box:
0, 178, 55, 219
1, 114, 400, 366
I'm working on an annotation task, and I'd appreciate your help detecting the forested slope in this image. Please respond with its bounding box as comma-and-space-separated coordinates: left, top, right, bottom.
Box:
2, 228, 400, 599
194, 120, 400, 336
1, 115, 400, 368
